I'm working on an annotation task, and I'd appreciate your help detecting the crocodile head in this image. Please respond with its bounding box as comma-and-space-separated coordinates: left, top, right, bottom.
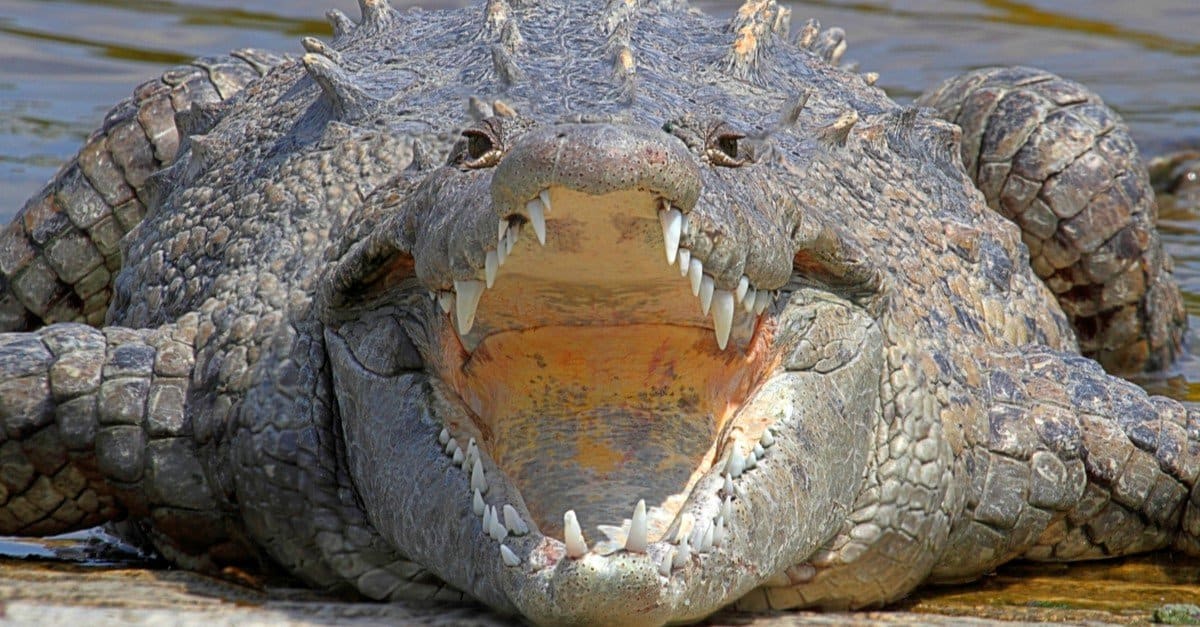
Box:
315, 2, 906, 624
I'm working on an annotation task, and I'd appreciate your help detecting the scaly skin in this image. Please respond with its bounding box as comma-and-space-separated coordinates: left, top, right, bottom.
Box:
1, 1, 1198, 625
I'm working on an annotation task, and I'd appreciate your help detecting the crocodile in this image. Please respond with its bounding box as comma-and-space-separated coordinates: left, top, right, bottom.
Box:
0, 1, 1197, 625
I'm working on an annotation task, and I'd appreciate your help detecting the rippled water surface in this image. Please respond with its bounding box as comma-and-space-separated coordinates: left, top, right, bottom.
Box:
1, 0, 1199, 385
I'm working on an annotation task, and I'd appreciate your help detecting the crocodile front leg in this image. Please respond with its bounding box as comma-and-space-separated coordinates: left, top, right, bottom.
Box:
918, 67, 1187, 374
931, 345, 1200, 580
0, 50, 286, 332
0, 320, 251, 569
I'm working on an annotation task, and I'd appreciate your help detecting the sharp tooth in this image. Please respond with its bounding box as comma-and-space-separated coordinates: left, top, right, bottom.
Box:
754, 289, 772, 315
466, 438, 478, 467
445, 437, 459, 456
506, 223, 519, 253
678, 249, 691, 277
735, 275, 750, 302
700, 276, 714, 315
722, 473, 733, 496
713, 516, 726, 547
539, 189, 552, 213
742, 287, 757, 313
471, 457, 487, 493
473, 489, 485, 516
498, 219, 508, 245
699, 523, 714, 553
625, 499, 648, 552
564, 510, 587, 558
745, 450, 758, 470
501, 544, 520, 567
483, 504, 493, 528
454, 279, 485, 334
526, 198, 547, 245
753, 443, 765, 458
722, 495, 733, 521
672, 536, 690, 568
660, 208, 682, 264
712, 289, 734, 349
688, 258, 703, 295
727, 446, 746, 478
438, 428, 450, 445
659, 547, 676, 576
761, 428, 775, 448
438, 291, 454, 314
451, 448, 464, 465
489, 506, 508, 541
503, 504, 529, 536
485, 251, 499, 288
497, 239, 508, 265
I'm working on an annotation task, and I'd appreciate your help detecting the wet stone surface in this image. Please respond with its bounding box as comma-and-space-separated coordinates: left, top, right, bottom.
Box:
3, 538, 1200, 625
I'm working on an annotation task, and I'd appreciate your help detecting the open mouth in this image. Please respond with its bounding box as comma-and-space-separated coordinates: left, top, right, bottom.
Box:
429, 185, 785, 574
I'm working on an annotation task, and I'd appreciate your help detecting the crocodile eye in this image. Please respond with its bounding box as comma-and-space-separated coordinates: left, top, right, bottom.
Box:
460, 128, 502, 168
709, 132, 746, 167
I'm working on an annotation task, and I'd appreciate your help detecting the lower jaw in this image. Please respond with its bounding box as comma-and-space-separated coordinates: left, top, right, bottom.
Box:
423, 340, 813, 625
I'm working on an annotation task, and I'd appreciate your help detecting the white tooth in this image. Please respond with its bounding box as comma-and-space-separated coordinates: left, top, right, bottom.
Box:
722, 495, 733, 521
438, 428, 450, 445
700, 276, 715, 315
678, 249, 691, 277
688, 259, 703, 295
712, 290, 734, 350
753, 443, 765, 458
503, 504, 529, 536
473, 489, 485, 516
701, 524, 714, 553
501, 544, 520, 567
451, 448, 464, 465
498, 219, 509, 245
681, 211, 689, 236
429, 290, 437, 302
485, 251, 499, 288
742, 287, 757, 313
454, 279, 485, 334
471, 457, 487, 493
659, 548, 675, 576
723, 473, 733, 496
438, 291, 454, 314
497, 239, 508, 265
564, 510, 587, 558
660, 208, 682, 264
445, 437, 458, 456
526, 198, 547, 245
727, 446, 745, 478
539, 189, 552, 213
754, 289, 772, 315
673, 536, 690, 568
745, 450, 758, 470
735, 275, 750, 302
489, 506, 508, 541
760, 429, 775, 448
506, 223, 519, 253
483, 504, 493, 528
713, 516, 726, 547
625, 499, 648, 553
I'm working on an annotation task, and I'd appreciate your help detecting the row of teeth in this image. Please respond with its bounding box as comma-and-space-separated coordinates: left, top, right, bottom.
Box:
437, 425, 779, 574
430, 191, 777, 349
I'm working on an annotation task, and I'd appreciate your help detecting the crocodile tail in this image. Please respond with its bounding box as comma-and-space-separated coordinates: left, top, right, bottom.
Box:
917, 66, 1187, 374
0, 49, 287, 333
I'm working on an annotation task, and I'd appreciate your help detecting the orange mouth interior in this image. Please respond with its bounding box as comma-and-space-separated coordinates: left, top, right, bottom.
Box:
433, 189, 779, 545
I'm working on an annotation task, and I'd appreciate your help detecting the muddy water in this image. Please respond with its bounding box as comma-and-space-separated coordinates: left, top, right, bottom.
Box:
1, 0, 1200, 623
